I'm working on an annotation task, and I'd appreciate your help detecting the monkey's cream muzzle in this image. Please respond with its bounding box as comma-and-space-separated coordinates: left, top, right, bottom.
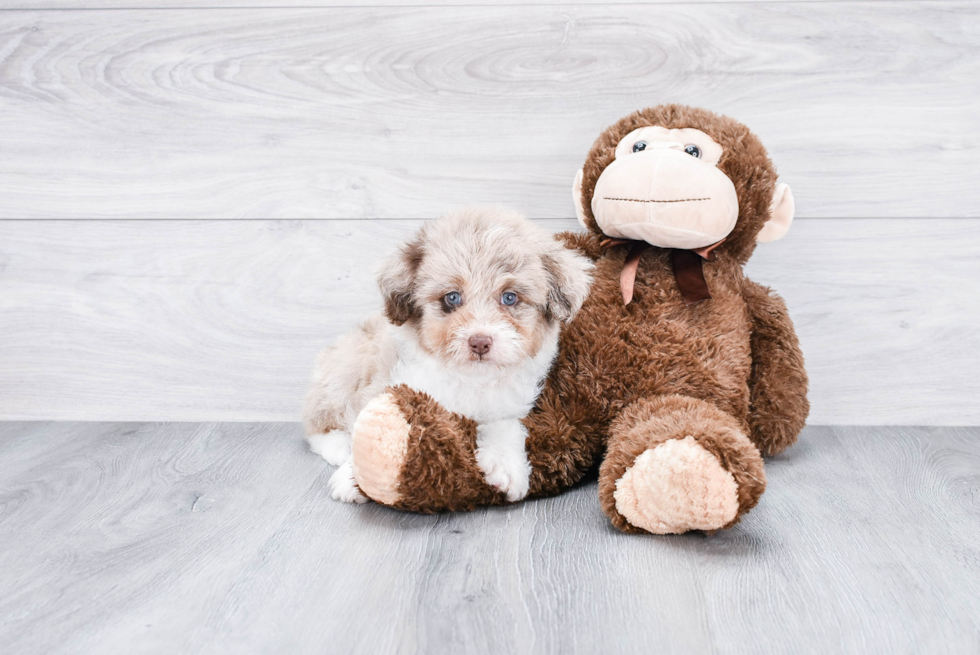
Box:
591, 145, 739, 250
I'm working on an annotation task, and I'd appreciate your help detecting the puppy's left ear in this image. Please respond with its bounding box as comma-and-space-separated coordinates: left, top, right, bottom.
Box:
542, 246, 593, 323
377, 236, 424, 326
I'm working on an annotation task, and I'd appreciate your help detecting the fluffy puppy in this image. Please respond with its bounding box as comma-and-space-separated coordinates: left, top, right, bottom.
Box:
303, 207, 593, 504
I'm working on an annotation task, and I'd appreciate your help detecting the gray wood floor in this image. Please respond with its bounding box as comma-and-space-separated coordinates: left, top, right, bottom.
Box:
1, 422, 977, 654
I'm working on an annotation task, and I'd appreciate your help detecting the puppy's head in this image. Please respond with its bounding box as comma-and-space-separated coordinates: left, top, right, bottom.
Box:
378, 207, 593, 370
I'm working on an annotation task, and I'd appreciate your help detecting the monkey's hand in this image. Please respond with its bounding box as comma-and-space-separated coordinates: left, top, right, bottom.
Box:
743, 278, 809, 457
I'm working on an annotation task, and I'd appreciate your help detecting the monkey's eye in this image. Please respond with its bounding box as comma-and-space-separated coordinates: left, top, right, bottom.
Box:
684, 144, 702, 159
501, 292, 518, 306
443, 291, 463, 310
632, 141, 647, 153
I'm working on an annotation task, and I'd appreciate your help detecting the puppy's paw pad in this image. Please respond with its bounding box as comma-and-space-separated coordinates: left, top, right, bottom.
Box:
478, 452, 531, 502
475, 420, 532, 503
328, 461, 369, 504
308, 429, 352, 466
489, 474, 530, 503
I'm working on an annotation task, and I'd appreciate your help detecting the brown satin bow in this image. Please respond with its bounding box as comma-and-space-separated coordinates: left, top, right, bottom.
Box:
599, 238, 725, 306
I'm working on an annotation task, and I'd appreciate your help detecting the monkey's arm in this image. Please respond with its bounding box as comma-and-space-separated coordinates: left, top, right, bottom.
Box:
742, 278, 809, 457
555, 231, 604, 262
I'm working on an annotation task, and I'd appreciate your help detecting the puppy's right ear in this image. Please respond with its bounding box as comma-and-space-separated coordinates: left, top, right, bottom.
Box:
541, 245, 593, 323
377, 237, 424, 326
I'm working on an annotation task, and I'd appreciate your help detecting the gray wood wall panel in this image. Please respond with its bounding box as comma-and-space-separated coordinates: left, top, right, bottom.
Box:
1, 217, 977, 424
1, 421, 978, 654
0, 1, 931, 9
0, 3, 977, 219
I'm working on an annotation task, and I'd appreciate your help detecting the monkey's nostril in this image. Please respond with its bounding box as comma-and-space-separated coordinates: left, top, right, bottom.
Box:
468, 335, 492, 356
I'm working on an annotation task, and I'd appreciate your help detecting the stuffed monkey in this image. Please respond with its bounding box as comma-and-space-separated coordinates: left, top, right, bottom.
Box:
349, 105, 808, 534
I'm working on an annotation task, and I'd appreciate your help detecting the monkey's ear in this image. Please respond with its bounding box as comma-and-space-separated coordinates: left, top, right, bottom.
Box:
757, 182, 795, 244
572, 169, 590, 230
542, 247, 594, 323
377, 239, 424, 326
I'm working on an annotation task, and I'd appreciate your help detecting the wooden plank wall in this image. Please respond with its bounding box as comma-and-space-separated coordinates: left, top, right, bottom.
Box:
0, 1, 977, 424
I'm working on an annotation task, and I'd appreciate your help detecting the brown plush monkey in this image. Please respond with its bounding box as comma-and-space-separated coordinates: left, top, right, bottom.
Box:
349, 105, 808, 534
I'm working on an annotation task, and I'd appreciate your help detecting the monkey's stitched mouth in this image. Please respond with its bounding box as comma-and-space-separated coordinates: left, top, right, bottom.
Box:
604, 197, 710, 204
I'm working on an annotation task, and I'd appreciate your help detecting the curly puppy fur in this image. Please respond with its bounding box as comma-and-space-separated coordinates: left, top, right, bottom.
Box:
305, 206, 593, 503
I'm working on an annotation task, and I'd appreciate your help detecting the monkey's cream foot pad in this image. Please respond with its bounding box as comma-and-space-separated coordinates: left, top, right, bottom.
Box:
350, 392, 410, 506
613, 436, 739, 534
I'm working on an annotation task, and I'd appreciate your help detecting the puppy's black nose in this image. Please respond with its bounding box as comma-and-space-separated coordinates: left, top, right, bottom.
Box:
468, 335, 492, 356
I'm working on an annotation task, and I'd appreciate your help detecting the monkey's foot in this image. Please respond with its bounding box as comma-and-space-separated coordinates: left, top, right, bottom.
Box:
350, 385, 504, 512
613, 436, 739, 534
599, 395, 767, 534
350, 392, 410, 507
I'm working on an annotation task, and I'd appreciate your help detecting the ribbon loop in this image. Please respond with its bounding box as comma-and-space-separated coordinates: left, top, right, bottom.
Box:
671, 250, 712, 305
602, 238, 724, 306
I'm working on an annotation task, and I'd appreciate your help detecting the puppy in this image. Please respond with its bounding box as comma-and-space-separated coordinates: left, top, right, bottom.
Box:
303, 207, 593, 504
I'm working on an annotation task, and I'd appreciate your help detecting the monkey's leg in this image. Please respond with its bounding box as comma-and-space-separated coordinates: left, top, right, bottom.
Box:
522, 385, 607, 498
350, 385, 505, 512
599, 394, 766, 534
351, 382, 604, 512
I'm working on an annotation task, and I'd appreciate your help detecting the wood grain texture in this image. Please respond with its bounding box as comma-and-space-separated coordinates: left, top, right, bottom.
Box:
0, 217, 977, 424
0, 3, 977, 218
2, 0, 915, 8
0, 421, 977, 654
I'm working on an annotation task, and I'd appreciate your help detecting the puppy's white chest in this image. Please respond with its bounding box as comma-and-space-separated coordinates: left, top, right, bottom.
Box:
387, 325, 553, 424
390, 358, 536, 424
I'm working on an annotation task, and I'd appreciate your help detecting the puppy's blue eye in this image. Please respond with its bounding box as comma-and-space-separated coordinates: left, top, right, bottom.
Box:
444, 291, 462, 307
632, 141, 647, 153
501, 292, 518, 306
684, 144, 701, 159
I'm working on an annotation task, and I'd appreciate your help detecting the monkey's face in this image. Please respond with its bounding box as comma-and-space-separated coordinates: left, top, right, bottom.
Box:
573, 106, 795, 257
586, 126, 737, 250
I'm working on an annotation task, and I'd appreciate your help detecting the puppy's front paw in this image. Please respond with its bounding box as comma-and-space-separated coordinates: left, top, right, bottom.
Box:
481, 456, 531, 502
475, 420, 532, 502
307, 429, 352, 466
328, 460, 369, 504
